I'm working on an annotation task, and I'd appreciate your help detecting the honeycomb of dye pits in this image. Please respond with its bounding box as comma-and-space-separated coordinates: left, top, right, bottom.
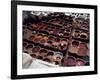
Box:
23, 12, 90, 67
28, 32, 68, 51
32, 24, 69, 37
